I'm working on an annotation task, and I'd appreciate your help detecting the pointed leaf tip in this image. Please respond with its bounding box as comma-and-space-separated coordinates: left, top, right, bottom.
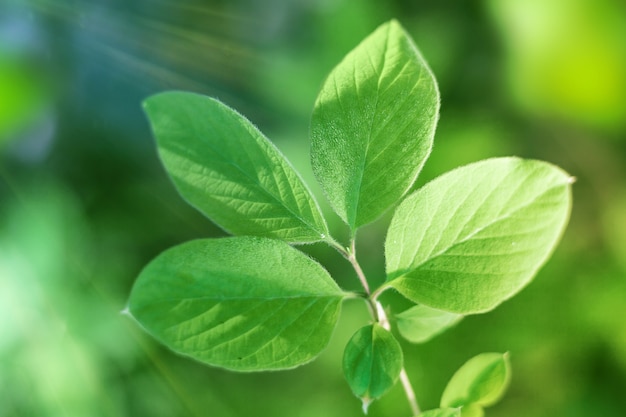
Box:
311, 19, 439, 231
144, 91, 328, 243
386, 157, 572, 314
128, 237, 346, 371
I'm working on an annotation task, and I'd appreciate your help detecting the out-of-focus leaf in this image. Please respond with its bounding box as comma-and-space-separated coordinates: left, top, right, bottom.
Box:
385, 157, 572, 314
128, 237, 346, 371
311, 19, 439, 231
396, 304, 462, 343
459, 404, 484, 417
441, 352, 511, 409
420, 408, 462, 417
144, 92, 328, 243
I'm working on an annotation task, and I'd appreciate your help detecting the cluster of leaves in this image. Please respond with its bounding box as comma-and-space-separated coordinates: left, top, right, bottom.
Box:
127, 20, 572, 415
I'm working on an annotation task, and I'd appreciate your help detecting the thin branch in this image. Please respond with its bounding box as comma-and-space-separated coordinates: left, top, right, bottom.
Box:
375, 301, 421, 415
347, 242, 371, 295
400, 369, 420, 416
337, 238, 422, 416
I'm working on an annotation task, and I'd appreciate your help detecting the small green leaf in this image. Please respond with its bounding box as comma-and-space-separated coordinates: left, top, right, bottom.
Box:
396, 304, 462, 343
144, 92, 328, 243
420, 408, 462, 417
128, 237, 346, 371
385, 157, 572, 313
342, 324, 403, 409
441, 353, 511, 410
311, 19, 439, 231
459, 404, 484, 417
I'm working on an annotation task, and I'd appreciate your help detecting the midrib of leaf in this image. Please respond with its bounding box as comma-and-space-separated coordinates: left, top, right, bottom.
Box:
146, 294, 343, 304
182, 108, 326, 238
390, 181, 566, 281
348, 25, 389, 229
351, 29, 430, 225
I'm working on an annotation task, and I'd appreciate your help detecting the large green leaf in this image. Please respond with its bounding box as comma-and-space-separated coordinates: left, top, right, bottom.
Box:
420, 409, 462, 417
127, 237, 346, 371
311, 19, 439, 231
441, 353, 511, 410
144, 92, 328, 243
385, 157, 572, 313
342, 324, 403, 410
396, 304, 462, 344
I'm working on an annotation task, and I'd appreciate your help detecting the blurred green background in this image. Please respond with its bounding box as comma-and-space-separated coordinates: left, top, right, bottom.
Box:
1, 0, 625, 416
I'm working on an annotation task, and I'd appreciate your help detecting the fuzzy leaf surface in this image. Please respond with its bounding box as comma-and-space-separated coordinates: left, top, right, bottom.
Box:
311, 19, 439, 231
342, 324, 403, 405
128, 237, 345, 371
396, 304, 462, 343
385, 157, 572, 313
441, 353, 511, 409
144, 92, 328, 243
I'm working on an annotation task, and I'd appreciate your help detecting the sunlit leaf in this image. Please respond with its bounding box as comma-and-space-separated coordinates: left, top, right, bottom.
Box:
385, 157, 572, 313
342, 324, 403, 409
396, 304, 462, 343
144, 92, 328, 243
459, 404, 484, 417
420, 408, 462, 417
441, 353, 511, 409
311, 19, 439, 231
128, 237, 346, 371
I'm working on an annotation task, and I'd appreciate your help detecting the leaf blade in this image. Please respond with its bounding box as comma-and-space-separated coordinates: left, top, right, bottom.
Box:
128, 237, 346, 371
342, 324, 403, 408
396, 304, 462, 344
386, 157, 572, 313
144, 91, 328, 243
441, 353, 511, 409
420, 409, 462, 417
311, 19, 439, 230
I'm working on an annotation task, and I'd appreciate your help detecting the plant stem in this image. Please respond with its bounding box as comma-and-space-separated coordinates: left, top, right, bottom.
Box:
347, 239, 371, 295
374, 300, 421, 415
333, 237, 421, 416
400, 369, 420, 416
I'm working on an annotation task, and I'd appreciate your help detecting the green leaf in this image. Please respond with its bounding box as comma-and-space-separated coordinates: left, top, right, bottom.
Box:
385, 157, 572, 313
144, 91, 328, 243
441, 353, 511, 409
342, 324, 403, 410
396, 304, 462, 343
311, 19, 439, 231
420, 409, 462, 417
127, 237, 346, 371
459, 404, 484, 417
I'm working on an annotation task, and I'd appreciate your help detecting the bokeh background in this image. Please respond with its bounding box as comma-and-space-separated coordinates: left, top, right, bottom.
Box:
1, 0, 626, 416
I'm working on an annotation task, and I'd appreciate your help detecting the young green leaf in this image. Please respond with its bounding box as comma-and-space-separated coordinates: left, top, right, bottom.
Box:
458, 404, 484, 417
311, 19, 439, 231
342, 324, 403, 411
127, 237, 346, 371
396, 304, 462, 344
144, 92, 328, 243
440, 353, 511, 410
385, 157, 572, 314
420, 408, 462, 417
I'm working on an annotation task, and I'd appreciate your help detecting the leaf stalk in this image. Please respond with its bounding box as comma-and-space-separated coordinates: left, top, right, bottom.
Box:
334, 236, 422, 416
